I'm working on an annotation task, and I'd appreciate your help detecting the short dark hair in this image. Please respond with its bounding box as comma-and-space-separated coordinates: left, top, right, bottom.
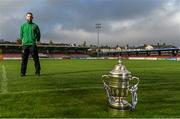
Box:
26, 12, 33, 16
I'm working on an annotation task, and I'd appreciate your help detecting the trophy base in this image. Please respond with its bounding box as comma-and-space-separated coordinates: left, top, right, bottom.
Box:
109, 99, 132, 110
108, 107, 129, 117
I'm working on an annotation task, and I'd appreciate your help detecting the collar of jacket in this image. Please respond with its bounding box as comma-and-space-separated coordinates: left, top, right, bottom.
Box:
26, 21, 33, 24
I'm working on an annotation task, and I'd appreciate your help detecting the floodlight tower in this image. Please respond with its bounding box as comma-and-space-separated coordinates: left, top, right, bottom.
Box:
96, 23, 101, 57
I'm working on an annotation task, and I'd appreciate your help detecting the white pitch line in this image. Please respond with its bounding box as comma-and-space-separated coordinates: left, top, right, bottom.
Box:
0, 86, 103, 95
1, 64, 8, 94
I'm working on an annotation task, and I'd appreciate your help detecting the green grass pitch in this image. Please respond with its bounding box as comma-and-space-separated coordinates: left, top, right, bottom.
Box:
0, 59, 180, 118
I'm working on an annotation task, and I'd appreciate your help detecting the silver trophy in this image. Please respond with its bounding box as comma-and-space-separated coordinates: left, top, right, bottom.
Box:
102, 59, 139, 111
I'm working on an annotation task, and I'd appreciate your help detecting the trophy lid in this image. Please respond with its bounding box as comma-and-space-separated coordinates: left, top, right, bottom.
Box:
109, 59, 131, 76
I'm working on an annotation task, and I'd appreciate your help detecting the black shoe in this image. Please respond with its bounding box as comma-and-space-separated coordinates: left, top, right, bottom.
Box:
35, 72, 40, 76
21, 73, 25, 77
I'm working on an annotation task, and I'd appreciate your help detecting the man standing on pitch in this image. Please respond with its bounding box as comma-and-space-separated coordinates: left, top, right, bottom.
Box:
20, 12, 41, 77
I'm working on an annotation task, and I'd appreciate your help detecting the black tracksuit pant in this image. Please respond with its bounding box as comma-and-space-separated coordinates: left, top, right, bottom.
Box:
21, 45, 41, 75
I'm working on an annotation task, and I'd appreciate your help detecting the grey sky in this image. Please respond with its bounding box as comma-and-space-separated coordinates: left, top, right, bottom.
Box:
0, 0, 180, 47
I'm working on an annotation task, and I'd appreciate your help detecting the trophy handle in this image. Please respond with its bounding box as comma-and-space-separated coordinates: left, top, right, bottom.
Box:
129, 76, 139, 94
129, 76, 139, 110
130, 76, 139, 88
101, 75, 110, 84
101, 75, 113, 103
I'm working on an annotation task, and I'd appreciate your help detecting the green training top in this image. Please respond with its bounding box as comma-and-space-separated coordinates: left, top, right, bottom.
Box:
20, 21, 41, 45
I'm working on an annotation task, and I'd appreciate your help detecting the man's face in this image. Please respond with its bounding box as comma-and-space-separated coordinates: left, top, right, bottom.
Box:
26, 14, 33, 22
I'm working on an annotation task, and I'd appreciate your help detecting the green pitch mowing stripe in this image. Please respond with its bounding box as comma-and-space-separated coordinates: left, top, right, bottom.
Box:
0, 59, 180, 118
0, 86, 102, 95
1, 64, 8, 94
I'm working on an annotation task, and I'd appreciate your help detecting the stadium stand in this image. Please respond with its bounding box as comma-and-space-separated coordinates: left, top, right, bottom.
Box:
0, 43, 90, 59
0, 42, 180, 60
